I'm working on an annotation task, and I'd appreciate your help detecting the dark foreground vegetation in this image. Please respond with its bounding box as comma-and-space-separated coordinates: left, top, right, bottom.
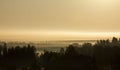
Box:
0, 37, 120, 70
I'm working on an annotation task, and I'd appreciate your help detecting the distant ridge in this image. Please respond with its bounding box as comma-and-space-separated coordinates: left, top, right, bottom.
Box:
51, 40, 97, 42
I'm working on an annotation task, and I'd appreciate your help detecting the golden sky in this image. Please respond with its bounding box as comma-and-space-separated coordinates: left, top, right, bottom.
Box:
0, 0, 120, 41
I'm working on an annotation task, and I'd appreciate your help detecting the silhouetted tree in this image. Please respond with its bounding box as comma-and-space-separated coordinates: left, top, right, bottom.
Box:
65, 45, 78, 56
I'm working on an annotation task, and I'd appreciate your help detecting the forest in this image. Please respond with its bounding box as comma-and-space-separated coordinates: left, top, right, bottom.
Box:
0, 37, 120, 70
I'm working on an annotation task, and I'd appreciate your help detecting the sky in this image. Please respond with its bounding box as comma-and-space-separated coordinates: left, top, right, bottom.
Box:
0, 0, 120, 41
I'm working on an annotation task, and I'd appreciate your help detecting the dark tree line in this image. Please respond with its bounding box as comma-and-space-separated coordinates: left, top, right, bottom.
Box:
39, 37, 120, 70
0, 43, 37, 70
0, 37, 120, 70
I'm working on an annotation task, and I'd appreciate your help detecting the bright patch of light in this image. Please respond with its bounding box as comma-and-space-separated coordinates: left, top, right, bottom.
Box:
96, 0, 114, 5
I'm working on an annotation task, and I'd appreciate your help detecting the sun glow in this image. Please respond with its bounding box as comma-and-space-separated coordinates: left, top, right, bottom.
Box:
96, 0, 114, 5
0, 30, 119, 41
84, 0, 119, 8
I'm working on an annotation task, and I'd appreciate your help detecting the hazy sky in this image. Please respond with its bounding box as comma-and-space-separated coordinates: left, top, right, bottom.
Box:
0, 0, 120, 41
